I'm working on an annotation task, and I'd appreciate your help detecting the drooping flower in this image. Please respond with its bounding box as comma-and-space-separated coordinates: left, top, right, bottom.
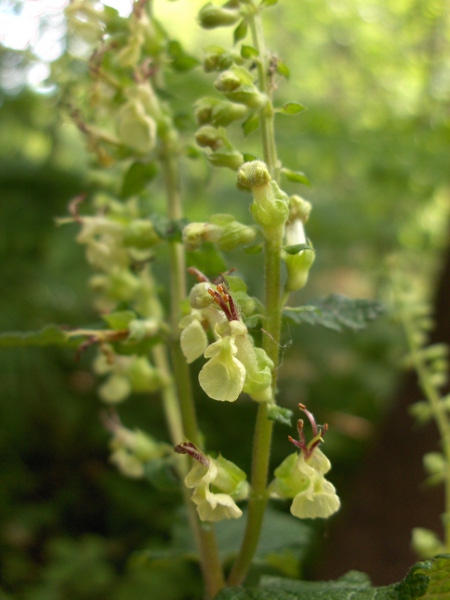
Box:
270, 404, 340, 519
179, 273, 273, 402
175, 442, 249, 522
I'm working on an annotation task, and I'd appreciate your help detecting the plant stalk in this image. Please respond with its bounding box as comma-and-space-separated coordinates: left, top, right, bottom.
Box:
228, 4, 283, 585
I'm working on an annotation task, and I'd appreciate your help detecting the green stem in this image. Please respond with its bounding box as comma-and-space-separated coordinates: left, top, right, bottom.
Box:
228, 5, 283, 585
160, 146, 225, 597
403, 314, 450, 548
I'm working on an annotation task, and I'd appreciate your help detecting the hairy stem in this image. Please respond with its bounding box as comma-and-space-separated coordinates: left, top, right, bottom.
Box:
160, 145, 225, 597
228, 4, 283, 585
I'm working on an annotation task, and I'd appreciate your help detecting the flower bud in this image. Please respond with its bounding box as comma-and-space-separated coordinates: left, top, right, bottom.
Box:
195, 125, 226, 151
203, 46, 240, 72
288, 195, 312, 224
117, 100, 157, 154
412, 528, 445, 559
123, 220, 161, 249
215, 67, 267, 109
238, 161, 289, 236
205, 148, 244, 170
198, 2, 241, 29
283, 248, 315, 292
189, 282, 216, 309
237, 160, 271, 189
195, 97, 248, 127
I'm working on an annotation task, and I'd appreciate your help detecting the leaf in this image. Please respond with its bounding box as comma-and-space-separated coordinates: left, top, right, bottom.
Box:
267, 405, 293, 426
281, 168, 310, 186
171, 55, 200, 72
241, 44, 259, 59
284, 243, 313, 255
276, 59, 290, 79
186, 243, 228, 279
234, 20, 248, 44
242, 113, 260, 136
215, 555, 450, 599
102, 310, 136, 331
120, 162, 158, 198
260, 0, 279, 6
0, 325, 71, 348
283, 295, 386, 332
277, 102, 306, 116
243, 153, 258, 163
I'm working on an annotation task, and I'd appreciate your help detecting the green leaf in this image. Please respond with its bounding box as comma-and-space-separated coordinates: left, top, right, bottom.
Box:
267, 405, 293, 426
120, 162, 158, 198
171, 55, 200, 72
0, 325, 71, 348
143, 456, 179, 491
102, 310, 136, 331
284, 243, 314, 255
234, 20, 248, 44
241, 44, 259, 59
277, 102, 306, 116
276, 59, 290, 79
243, 152, 258, 163
283, 295, 386, 332
186, 243, 228, 278
260, 0, 279, 6
216, 555, 450, 599
242, 113, 260, 136
281, 168, 310, 186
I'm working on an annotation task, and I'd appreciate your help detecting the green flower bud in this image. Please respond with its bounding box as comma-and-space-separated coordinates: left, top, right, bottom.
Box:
189, 282, 216, 309
203, 46, 240, 72
195, 125, 226, 151
215, 67, 267, 109
283, 248, 315, 292
127, 356, 164, 393
117, 100, 157, 154
412, 528, 446, 559
198, 2, 241, 29
205, 148, 244, 170
211, 214, 257, 251
237, 160, 271, 188
288, 195, 312, 224
99, 373, 131, 403
195, 97, 248, 126
123, 220, 161, 249
423, 452, 447, 478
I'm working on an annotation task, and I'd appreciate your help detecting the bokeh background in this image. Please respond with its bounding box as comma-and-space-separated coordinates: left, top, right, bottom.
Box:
1, 0, 450, 597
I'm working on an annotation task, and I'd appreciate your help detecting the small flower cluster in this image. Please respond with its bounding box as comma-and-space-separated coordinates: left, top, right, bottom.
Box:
270, 405, 340, 519
175, 442, 249, 522
103, 410, 170, 479
180, 273, 273, 403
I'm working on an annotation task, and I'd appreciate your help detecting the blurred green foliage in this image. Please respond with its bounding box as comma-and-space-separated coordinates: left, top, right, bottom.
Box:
1, 0, 449, 597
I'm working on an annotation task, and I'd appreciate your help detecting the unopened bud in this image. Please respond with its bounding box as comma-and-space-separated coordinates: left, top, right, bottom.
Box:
203, 46, 240, 72
189, 282, 216, 309
237, 160, 271, 189
195, 125, 225, 151
283, 248, 315, 292
206, 148, 244, 170
215, 67, 266, 109
198, 2, 241, 29
117, 101, 156, 154
195, 97, 248, 126
124, 220, 161, 249
288, 195, 312, 224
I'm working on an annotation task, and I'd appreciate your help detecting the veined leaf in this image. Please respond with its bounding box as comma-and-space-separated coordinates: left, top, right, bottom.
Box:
242, 113, 260, 136
215, 554, 450, 599
241, 44, 259, 59
283, 295, 385, 332
120, 162, 158, 198
234, 20, 248, 44
0, 325, 72, 348
281, 168, 310, 186
277, 102, 305, 116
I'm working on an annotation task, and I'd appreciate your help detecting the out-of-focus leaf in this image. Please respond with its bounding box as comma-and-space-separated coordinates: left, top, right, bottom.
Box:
283, 295, 386, 332
242, 114, 260, 136
284, 243, 313, 255
234, 20, 248, 44
150, 214, 188, 242
243, 153, 258, 163
120, 162, 158, 198
276, 59, 290, 78
241, 45, 259, 59
281, 168, 310, 185
276, 102, 305, 116
102, 310, 135, 331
